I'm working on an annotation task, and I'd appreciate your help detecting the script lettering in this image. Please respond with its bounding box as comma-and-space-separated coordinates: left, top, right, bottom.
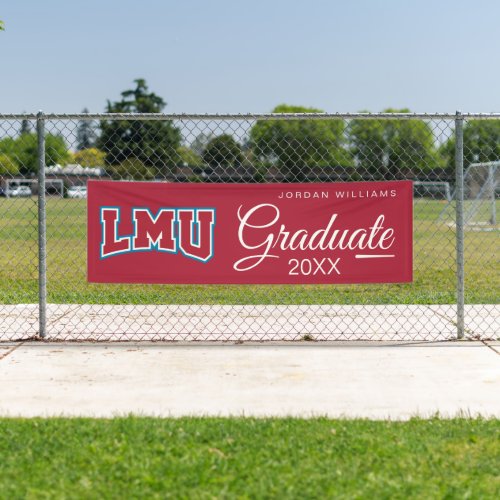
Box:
233, 204, 396, 272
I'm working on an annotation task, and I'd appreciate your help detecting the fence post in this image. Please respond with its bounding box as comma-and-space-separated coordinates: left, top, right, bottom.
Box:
455, 111, 465, 340
37, 111, 47, 338
489, 165, 497, 226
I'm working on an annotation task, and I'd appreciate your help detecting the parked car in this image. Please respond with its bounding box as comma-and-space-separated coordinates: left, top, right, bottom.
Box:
7, 185, 32, 197
67, 185, 87, 199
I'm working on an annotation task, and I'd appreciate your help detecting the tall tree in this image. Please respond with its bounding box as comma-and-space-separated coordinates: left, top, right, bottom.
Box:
191, 132, 214, 156
349, 115, 385, 176
440, 120, 500, 172
249, 104, 350, 181
20, 117, 31, 135
202, 134, 243, 172
177, 146, 203, 167
73, 147, 106, 167
0, 134, 71, 174
97, 79, 181, 178
76, 108, 97, 150
0, 153, 19, 176
350, 109, 439, 179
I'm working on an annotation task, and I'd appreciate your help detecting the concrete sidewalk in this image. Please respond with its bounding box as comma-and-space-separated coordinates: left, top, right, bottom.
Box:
1, 342, 499, 419
1, 304, 499, 341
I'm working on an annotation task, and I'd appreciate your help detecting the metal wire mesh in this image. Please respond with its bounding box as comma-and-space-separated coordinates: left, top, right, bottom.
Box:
0, 117, 39, 339
0, 113, 498, 341
461, 118, 500, 339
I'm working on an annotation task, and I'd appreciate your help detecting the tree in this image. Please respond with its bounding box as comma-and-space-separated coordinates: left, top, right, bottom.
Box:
440, 120, 500, 172
349, 116, 385, 176
0, 20, 4, 31
0, 133, 71, 175
191, 132, 214, 156
76, 108, 97, 150
202, 134, 243, 172
97, 79, 181, 178
106, 158, 155, 181
350, 109, 439, 179
177, 146, 203, 167
20, 117, 31, 135
249, 104, 350, 181
73, 147, 106, 167
0, 153, 19, 176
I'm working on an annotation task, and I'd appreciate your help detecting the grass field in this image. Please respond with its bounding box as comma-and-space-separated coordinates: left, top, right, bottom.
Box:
0, 417, 498, 498
0, 198, 498, 305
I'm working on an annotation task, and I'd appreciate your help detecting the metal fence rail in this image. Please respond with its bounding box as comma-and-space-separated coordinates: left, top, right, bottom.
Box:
0, 112, 498, 342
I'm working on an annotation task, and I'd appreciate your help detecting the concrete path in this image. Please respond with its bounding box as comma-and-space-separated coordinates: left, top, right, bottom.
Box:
1, 304, 499, 341
1, 342, 499, 419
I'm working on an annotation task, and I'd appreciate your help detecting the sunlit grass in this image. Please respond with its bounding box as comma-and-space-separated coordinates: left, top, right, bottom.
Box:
0, 417, 498, 499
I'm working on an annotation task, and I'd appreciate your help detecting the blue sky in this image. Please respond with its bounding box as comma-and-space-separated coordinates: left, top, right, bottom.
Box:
2, 0, 500, 114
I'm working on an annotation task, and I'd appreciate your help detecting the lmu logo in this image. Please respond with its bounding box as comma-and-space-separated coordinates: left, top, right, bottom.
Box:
100, 207, 216, 262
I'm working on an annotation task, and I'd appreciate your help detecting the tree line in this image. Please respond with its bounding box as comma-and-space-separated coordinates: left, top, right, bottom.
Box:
2, 79, 500, 181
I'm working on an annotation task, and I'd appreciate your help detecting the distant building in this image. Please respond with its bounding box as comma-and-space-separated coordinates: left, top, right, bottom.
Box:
46, 163, 107, 187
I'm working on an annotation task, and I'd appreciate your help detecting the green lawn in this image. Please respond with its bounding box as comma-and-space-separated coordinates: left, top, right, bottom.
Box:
0, 417, 498, 498
0, 198, 498, 305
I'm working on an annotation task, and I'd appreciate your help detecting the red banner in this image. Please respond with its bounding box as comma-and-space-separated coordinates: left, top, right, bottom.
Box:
87, 180, 413, 284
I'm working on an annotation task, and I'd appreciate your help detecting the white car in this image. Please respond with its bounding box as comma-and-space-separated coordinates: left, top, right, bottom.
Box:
67, 186, 87, 199
8, 185, 32, 197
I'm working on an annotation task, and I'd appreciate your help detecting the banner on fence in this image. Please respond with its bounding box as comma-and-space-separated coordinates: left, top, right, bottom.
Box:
87, 180, 413, 284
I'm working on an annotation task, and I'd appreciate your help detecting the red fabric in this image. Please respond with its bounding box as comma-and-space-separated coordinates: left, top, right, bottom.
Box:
87, 180, 413, 284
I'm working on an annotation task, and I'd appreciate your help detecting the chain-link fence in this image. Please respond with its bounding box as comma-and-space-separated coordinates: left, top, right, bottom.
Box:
0, 112, 498, 341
